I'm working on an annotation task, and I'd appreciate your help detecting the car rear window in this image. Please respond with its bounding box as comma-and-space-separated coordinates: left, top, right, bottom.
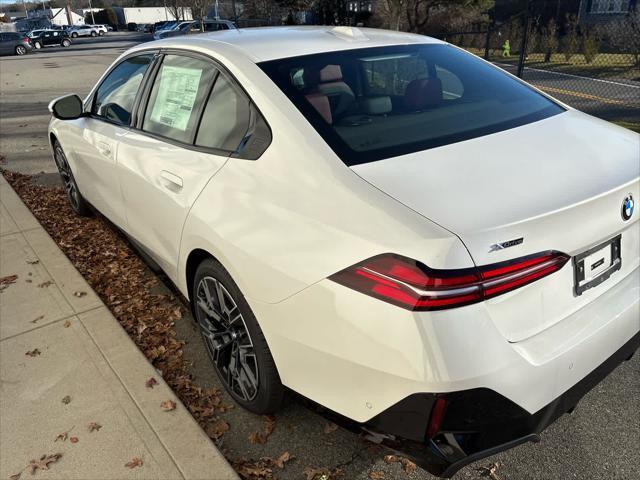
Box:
259, 44, 564, 165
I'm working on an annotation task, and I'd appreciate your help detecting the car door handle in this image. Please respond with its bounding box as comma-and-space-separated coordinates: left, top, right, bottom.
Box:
159, 170, 183, 190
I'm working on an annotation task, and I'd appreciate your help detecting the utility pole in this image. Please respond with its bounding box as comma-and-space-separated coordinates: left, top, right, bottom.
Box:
22, 0, 28, 17
88, 0, 95, 24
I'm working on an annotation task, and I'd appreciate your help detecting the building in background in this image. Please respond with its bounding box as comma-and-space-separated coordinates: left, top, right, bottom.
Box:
111, 6, 193, 27
578, 0, 637, 23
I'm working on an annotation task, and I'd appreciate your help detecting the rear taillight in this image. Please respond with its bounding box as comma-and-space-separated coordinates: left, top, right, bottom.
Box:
329, 251, 569, 311
23, 38, 30, 44
426, 397, 447, 439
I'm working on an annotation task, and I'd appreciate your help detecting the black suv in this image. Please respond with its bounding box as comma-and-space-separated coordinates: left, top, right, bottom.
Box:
31, 30, 72, 49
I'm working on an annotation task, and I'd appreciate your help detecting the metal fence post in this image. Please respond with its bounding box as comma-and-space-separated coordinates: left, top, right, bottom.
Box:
484, 26, 492, 60
516, 0, 531, 78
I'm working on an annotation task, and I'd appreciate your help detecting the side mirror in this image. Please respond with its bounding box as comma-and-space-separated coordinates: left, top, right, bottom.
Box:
48, 94, 84, 120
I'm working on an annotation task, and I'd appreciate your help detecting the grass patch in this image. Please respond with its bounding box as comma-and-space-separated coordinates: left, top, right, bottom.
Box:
613, 121, 640, 133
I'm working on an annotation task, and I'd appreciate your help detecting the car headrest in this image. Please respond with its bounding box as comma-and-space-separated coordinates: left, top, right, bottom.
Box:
320, 65, 343, 83
404, 78, 443, 110
305, 93, 332, 124
361, 96, 392, 115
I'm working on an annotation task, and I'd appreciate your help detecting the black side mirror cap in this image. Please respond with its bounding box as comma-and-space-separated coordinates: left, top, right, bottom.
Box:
48, 94, 84, 120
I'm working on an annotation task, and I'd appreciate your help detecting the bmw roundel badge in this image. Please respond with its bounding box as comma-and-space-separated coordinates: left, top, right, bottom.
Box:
621, 194, 634, 221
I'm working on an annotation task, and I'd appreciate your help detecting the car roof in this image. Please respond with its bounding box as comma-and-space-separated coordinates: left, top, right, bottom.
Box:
142, 26, 443, 63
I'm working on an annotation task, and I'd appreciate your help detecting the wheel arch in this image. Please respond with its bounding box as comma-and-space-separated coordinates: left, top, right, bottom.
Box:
49, 132, 58, 149
185, 248, 215, 302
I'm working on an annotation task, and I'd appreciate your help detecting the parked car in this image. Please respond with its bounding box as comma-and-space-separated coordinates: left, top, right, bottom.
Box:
136, 23, 152, 33
151, 21, 171, 33
27, 29, 46, 39
127, 22, 137, 32
87, 24, 108, 36
30, 29, 72, 49
152, 20, 179, 34
68, 25, 99, 38
154, 19, 236, 39
0, 32, 33, 56
47, 27, 640, 478
153, 21, 194, 40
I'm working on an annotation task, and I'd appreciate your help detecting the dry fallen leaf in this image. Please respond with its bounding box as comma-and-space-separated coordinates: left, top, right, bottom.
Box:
25, 348, 41, 357
369, 471, 385, 480
37, 280, 54, 288
205, 419, 230, 440
401, 459, 417, 474
26, 260, 40, 265
324, 422, 338, 434
54, 430, 69, 442
145, 377, 158, 389
28, 453, 62, 474
303, 466, 342, 480
9, 472, 21, 480
477, 462, 502, 480
125, 457, 143, 469
0, 274, 18, 292
160, 400, 176, 411
73, 291, 87, 297
63, 320, 71, 328
88, 422, 102, 432
383, 455, 416, 474
30, 315, 44, 324
61, 395, 71, 405
249, 415, 276, 444
274, 451, 291, 469
69, 436, 79, 444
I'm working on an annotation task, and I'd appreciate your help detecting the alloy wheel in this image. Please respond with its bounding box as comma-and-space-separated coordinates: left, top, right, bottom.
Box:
54, 145, 81, 212
34, 42, 41, 49
15, 45, 26, 55
195, 276, 259, 402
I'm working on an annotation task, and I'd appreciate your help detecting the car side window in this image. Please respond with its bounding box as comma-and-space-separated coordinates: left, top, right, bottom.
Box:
142, 54, 216, 144
93, 54, 154, 126
195, 74, 251, 151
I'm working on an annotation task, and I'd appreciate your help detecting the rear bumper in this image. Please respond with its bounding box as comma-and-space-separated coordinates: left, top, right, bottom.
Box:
363, 331, 640, 478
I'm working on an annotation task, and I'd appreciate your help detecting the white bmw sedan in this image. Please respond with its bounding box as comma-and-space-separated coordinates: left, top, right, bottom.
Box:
48, 26, 639, 477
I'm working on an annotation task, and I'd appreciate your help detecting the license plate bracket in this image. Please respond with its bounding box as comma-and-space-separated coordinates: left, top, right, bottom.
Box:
573, 235, 621, 296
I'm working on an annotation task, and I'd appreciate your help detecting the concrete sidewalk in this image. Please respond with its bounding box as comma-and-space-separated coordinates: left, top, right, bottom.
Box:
0, 174, 238, 479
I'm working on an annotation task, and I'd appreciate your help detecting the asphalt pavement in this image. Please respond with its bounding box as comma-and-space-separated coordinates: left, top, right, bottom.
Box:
1, 32, 639, 480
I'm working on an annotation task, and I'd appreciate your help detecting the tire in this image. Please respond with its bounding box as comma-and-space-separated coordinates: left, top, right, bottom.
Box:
33, 41, 42, 50
61, 39, 71, 47
192, 258, 284, 414
71, 32, 78, 38
15, 45, 27, 55
99, 31, 104, 36
53, 141, 92, 217
90, 31, 97, 37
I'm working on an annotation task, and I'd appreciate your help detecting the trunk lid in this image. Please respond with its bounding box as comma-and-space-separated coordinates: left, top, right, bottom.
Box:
352, 110, 640, 342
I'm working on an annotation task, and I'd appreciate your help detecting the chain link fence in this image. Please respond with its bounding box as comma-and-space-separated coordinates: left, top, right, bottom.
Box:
431, 3, 640, 130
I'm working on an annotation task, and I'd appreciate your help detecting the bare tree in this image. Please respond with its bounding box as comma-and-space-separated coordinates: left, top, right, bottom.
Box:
186, 0, 209, 30
167, 0, 188, 21
606, 7, 640, 66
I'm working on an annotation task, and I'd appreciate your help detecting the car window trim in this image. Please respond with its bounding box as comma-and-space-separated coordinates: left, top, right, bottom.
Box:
86, 50, 159, 129
125, 47, 270, 160
136, 50, 218, 146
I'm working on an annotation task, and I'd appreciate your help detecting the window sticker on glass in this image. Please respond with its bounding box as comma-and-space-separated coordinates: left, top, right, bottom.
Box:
150, 65, 203, 131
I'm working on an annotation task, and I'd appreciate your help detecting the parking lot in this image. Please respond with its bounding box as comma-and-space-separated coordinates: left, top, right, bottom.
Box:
1, 32, 639, 480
